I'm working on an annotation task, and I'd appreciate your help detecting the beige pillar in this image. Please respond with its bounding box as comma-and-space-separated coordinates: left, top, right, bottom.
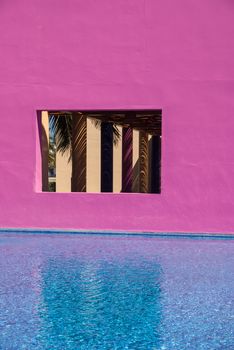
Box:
121, 127, 133, 193
148, 134, 152, 192
86, 118, 101, 192
139, 131, 149, 193
71, 113, 87, 192
56, 150, 72, 192
113, 126, 122, 193
132, 130, 140, 192
41, 111, 49, 191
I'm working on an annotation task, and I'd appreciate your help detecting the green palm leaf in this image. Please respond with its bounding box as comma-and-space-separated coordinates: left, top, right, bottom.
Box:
50, 113, 72, 156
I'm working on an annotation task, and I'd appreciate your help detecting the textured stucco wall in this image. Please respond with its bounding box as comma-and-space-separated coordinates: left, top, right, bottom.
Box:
0, 0, 234, 233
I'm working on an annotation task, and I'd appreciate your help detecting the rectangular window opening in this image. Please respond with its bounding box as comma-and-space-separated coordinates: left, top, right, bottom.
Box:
37, 110, 162, 194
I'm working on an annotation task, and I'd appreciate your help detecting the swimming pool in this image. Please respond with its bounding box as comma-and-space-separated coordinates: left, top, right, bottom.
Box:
0, 233, 233, 349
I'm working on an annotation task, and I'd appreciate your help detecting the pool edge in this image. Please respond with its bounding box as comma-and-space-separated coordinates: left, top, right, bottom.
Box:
0, 227, 234, 239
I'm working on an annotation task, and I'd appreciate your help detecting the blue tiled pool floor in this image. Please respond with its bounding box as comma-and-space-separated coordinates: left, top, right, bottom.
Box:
0, 233, 233, 349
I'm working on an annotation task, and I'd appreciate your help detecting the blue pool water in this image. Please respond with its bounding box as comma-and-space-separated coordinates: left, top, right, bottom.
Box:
0, 233, 233, 349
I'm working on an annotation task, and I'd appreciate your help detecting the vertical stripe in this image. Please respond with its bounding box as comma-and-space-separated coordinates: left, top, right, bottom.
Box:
87, 118, 101, 192
139, 131, 148, 193
41, 111, 49, 191
113, 125, 122, 193
71, 113, 87, 192
150, 135, 161, 193
101, 122, 113, 192
122, 127, 133, 192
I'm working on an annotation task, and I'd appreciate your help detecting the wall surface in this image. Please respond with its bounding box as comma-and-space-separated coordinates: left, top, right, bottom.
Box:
0, 0, 234, 233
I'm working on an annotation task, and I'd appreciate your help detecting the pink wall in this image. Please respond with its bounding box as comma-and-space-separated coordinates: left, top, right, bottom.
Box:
0, 0, 234, 233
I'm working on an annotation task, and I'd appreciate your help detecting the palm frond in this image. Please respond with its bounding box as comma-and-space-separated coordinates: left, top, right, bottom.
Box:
48, 140, 56, 169
50, 113, 72, 158
112, 124, 121, 145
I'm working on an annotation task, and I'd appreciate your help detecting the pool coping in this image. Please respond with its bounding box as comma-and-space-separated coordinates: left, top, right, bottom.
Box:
0, 228, 233, 239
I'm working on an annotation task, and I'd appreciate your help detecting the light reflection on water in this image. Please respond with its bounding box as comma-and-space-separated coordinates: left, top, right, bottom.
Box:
38, 258, 162, 349
0, 234, 233, 349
